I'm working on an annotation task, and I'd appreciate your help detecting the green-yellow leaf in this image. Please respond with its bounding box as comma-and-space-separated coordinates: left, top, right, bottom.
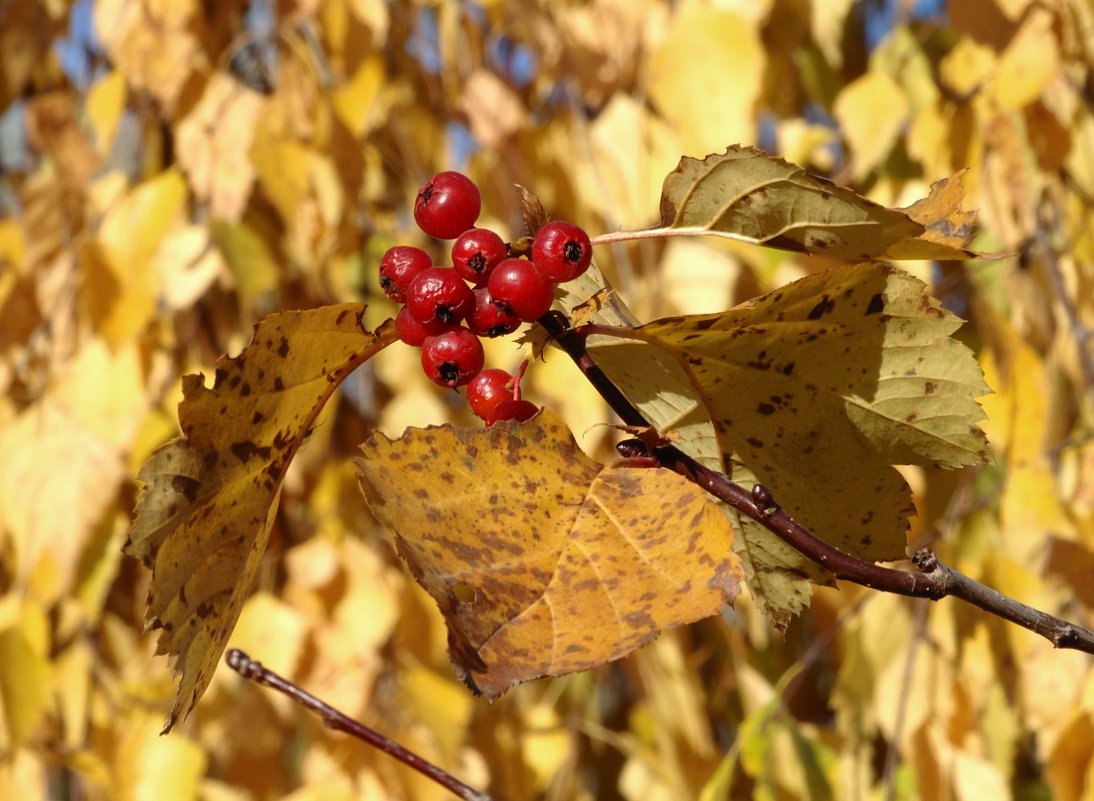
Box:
126, 304, 395, 732
591, 263, 990, 614
656, 146, 983, 260
357, 410, 741, 699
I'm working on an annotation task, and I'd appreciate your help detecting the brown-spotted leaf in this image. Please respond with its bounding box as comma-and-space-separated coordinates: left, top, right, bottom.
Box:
356, 410, 741, 698
657, 146, 986, 260
589, 263, 990, 606
127, 304, 395, 732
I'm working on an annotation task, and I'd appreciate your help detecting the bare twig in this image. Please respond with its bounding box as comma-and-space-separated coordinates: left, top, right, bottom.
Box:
539, 312, 1094, 655
225, 650, 499, 801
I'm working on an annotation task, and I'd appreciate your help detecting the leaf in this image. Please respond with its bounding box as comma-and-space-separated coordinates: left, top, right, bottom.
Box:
356, 410, 741, 698
590, 263, 990, 621
656, 145, 985, 260
126, 304, 395, 732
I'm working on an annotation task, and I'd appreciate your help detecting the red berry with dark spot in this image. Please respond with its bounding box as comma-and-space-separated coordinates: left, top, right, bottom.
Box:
378, 245, 432, 303
452, 228, 507, 285
420, 327, 485, 388
466, 368, 513, 420
414, 171, 481, 239
485, 398, 538, 425
487, 258, 554, 322
406, 267, 475, 326
467, 287, 521, 338
532, 221, 593, 283
395, 305, 451, 347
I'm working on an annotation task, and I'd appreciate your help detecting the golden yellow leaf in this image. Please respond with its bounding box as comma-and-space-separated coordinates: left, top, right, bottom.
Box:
990, 7, 1059, 110
656, 146, 987, 260
0, 617, 52, 750
833, 71, 909, 180
645, 8, 764, 158
357, 410, 742, 698
126, 304, 395, 731
85, 70, 127, 157
592, 263, 989, 599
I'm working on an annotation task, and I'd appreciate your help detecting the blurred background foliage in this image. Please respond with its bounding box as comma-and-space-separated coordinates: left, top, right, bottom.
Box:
1, 0, 1093, 798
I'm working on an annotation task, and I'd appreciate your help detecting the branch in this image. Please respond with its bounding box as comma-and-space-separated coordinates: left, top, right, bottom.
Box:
539, 312, 1094, 654
225, 650, 499, 801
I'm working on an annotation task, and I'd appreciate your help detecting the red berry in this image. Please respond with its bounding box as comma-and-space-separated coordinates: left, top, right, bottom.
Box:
532, 221, 593, 283
485, 398, 538, 425
420, 328, 485, 388
452, 228, 507, 285
467, 287, 521, 338
406, 267, 475, 326
466, 368, 513, 420
395, 305, 451, 347
379, 246, 432, 303
487, 259, 554, 322
414, 171, 481, 239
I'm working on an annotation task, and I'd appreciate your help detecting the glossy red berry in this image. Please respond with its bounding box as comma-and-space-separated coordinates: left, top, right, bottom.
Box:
485, 398, 538, 425
466, 368, 513, 420
487, 258, 554, 322
378, 246, 432, 303
406, 267, 475, 325
532, 221, 593, 283
395, 305, 451, 347
420, 328, 485, 388
452, 228, 507, 286
467, 287, 521, 338
414, 171, 481, 239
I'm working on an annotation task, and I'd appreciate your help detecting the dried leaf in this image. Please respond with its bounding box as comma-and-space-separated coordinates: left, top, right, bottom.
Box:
126, 304, 395, 731
656, 146, 986, 260
357, 410, 741, 698
591, 263, 990, 620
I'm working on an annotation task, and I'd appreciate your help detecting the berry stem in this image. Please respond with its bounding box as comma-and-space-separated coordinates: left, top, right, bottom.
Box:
226, 650, 499, 801
538, 310, 1094, 654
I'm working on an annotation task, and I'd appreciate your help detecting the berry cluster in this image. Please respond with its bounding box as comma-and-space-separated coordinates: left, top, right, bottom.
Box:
380, 170, 593, 424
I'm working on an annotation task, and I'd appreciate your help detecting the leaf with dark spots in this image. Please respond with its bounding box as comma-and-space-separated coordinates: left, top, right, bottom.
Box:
586, 263, 990, 628
357, 410, 741, 699
126, 303, 396, 732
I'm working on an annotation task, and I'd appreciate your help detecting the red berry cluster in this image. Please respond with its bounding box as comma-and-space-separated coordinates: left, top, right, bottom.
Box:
379, 170, 593, 424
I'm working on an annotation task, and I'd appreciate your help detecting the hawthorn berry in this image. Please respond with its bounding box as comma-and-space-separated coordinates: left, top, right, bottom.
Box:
395, 305, 451, 347
414, 171, 481, 239
487, 258, 554, 322
466, 368, 513, 420
452, 228, 507, 286
420, 327, 485, 388
406, 267, 475, 325
467, 287, 521, 338
485, 398, 538, 425
532, 220, 593, 283
378, 245, 432, 303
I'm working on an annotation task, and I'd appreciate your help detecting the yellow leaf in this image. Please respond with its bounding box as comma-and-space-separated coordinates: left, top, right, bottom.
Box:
85, 70, 127, 157
0, 618, 52, 749
656, 146, 988, 260
357, 410, 741, 698
331, 54, 386, 138
990, 7, 1059, 110
115, 714, 206, 801
83, 169, 188, 345
126, 304, 395, 731
645, 9, 764, 158
833, 71, 909, 180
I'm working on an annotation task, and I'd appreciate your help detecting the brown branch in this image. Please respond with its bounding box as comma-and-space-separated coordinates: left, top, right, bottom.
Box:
226, 650, 499, 801
539, 312, 1094, 655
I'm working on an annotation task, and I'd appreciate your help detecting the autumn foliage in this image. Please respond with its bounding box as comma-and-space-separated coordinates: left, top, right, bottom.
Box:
2, 2, 1094, 801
